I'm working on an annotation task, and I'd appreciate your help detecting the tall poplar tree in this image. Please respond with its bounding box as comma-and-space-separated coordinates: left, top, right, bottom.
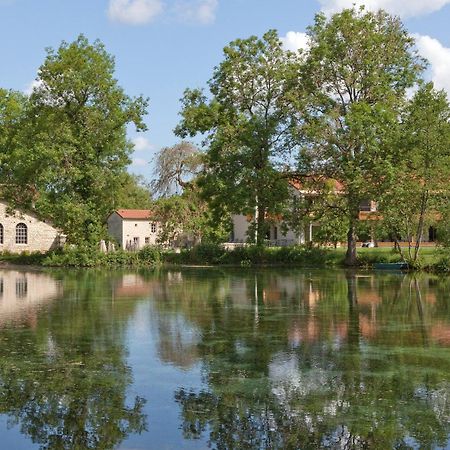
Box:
294, 7, 424, 265
378, 83, 450, 263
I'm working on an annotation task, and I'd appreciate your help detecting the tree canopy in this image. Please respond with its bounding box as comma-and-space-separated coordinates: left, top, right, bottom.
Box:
293, 7, 425, 264
0, 35, 149, 242
176, 30, 298, 244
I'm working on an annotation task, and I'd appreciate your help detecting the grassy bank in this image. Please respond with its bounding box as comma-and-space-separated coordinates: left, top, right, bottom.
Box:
0, 244, 448, 272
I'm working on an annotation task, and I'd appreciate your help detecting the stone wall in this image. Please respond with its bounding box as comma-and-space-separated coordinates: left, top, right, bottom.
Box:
0, 201, 63, 253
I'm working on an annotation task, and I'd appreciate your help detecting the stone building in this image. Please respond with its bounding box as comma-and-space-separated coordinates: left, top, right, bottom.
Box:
107, 209, 160, 250
0, 201, 64, 253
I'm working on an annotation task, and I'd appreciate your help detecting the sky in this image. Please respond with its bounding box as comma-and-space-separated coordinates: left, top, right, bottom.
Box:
0, 0, 449, 182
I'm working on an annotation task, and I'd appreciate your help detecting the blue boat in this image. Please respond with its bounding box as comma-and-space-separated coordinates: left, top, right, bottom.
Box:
373, 262, 409, 270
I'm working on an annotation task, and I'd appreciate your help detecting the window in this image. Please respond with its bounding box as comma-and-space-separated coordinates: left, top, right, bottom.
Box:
151, 223, 157, 233
145, 237, 150, 244
273, 226, 278, 241
16, 223, 28, 244
429, 226, 437, 242
0, 224, 3, 244
16, 277, 27, 298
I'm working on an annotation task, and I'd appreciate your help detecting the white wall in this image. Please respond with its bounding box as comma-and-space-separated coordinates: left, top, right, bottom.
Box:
231, 214, 305, 245
107, 213, 161, 249
0, 201, 62, 253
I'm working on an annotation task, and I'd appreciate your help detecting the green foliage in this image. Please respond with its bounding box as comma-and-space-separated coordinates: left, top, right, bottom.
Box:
154, 190, 230, 246
378, 83, 450, 263
356, 248, 402, 266
113, 173, 152, 210
42, 246, 161, 268
176, 30, 296, 244
1, 35, 148, 242
164, 244, 336, 267
294, 7, 424, 265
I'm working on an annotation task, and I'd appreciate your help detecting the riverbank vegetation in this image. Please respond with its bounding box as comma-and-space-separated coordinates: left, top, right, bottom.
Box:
1, 244, 449, 273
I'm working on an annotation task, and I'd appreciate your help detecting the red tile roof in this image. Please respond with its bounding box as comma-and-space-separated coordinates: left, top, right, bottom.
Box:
114, 209, 153, 220
289, 178, 345, 192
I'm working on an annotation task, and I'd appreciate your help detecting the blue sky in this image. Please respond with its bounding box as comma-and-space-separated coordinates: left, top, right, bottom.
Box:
1, 0, 449, 181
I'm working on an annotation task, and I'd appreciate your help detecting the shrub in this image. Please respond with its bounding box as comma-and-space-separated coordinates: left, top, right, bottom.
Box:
42, 246, 161, 268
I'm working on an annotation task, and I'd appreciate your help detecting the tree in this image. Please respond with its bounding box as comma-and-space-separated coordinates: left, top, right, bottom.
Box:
176, 30, 297, 245
151, 141, 202, 196
113, 173, 152, 210
151, 142, 228, 245
153, 189, 230, 246
0, 89, 29, 201
2, 35, 148, 242
294, 7, 424, 265
378, 83, 450, 264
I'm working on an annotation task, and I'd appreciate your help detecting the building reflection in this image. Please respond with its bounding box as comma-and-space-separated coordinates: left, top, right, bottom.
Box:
0, 270, 62, 327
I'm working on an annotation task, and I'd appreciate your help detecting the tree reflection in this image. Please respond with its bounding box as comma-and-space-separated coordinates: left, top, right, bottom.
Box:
165, 269, 450, 449
0, 270, 147, 450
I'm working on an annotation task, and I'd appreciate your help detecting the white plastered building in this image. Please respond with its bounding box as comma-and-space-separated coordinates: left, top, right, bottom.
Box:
107, 209, 161, 250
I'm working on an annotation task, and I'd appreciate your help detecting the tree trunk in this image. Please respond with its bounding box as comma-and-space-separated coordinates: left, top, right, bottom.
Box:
256, 203, 266, 246
346, 271, 360, 347
413, 190, 428, 264
345, 211, 359, 266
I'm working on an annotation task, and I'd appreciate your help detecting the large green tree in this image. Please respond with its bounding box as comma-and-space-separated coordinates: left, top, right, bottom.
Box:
2, 35, 148, 242
0, 89, 29, 201
293, 7, 424, 265
378, 83, 450, 264
176, 30, 297, 244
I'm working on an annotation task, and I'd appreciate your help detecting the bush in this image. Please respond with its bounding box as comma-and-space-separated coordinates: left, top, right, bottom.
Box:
433, 254, 450, 273
42, 246, 162, 268
161, 244, 335, 267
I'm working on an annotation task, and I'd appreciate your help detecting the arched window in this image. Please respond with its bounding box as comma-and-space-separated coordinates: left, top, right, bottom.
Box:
16, 223, 28, 244
0, 224, 3, 244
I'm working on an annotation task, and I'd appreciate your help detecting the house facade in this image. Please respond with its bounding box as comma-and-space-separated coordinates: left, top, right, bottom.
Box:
231, 214, 309, 246
231, 196, 437, 246
107, 209, 160, 250
0, 201, 63, 253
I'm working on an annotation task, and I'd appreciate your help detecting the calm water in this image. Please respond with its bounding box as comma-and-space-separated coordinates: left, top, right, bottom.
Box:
0, 267, 450, 449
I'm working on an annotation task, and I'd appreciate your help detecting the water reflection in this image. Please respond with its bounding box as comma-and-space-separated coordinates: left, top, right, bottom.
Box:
0, 270, 61, 327
150, 269, 450, 449
0, 270, 147, 450
1, 268, 450, 449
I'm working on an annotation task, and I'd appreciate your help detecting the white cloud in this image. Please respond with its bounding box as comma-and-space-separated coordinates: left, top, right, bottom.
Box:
318, 0, 450, 18
173, 0, 218, 25
108, 0, 164, 25
24, 79, 42, 95
280, 31, 309, 52
132, 136, 154, 152
414, 34, 450, 95
131, 157, 148, 167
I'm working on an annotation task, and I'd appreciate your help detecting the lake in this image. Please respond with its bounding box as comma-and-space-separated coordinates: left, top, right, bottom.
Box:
0, 267, 449, 449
